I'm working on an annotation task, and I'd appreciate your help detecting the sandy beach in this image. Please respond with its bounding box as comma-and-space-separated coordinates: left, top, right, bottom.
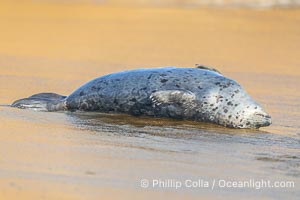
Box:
0, 0, 299, 199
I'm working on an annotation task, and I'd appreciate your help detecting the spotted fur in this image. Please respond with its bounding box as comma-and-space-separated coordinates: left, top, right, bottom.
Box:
11, 67, 271, 128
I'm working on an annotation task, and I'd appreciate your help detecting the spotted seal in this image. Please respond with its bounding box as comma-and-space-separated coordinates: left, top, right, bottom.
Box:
11, 66, 271, 128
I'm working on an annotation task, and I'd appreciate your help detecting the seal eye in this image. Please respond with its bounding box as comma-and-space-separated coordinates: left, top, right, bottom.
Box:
255, 113, 270, 119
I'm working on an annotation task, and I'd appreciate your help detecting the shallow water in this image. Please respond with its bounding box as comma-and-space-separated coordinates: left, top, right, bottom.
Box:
107, 0, 300, 8
0, 1, 300, 199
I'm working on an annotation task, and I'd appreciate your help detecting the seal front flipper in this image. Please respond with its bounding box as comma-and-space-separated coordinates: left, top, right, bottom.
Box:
150, 90, 196, 107
195, 64, 222, 74
11, 92, 67, 111
149, 90, 197, 119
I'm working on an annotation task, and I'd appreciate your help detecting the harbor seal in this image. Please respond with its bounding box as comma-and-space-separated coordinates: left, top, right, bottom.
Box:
11, 67, 271, 129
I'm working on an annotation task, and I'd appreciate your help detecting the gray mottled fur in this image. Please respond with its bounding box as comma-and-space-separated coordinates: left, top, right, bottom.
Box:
11, 67, 271, 128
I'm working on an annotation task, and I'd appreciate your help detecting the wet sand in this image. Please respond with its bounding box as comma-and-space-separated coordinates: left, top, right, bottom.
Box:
0, 1, 300, 199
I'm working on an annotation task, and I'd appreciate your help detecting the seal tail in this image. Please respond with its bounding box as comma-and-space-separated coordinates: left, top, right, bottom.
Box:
11, 93, 67, 111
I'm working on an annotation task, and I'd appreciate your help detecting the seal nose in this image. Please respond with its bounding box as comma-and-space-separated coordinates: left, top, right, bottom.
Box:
255, 112, 272, 127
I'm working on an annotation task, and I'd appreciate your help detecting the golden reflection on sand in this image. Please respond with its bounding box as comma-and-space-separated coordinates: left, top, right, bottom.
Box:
0, 1, 299, 199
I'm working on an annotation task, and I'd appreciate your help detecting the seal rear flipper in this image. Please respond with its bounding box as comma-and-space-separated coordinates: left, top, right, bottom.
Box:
150, 90, 196, 107
11, 92, 67, 111
29, 92, 67, 100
